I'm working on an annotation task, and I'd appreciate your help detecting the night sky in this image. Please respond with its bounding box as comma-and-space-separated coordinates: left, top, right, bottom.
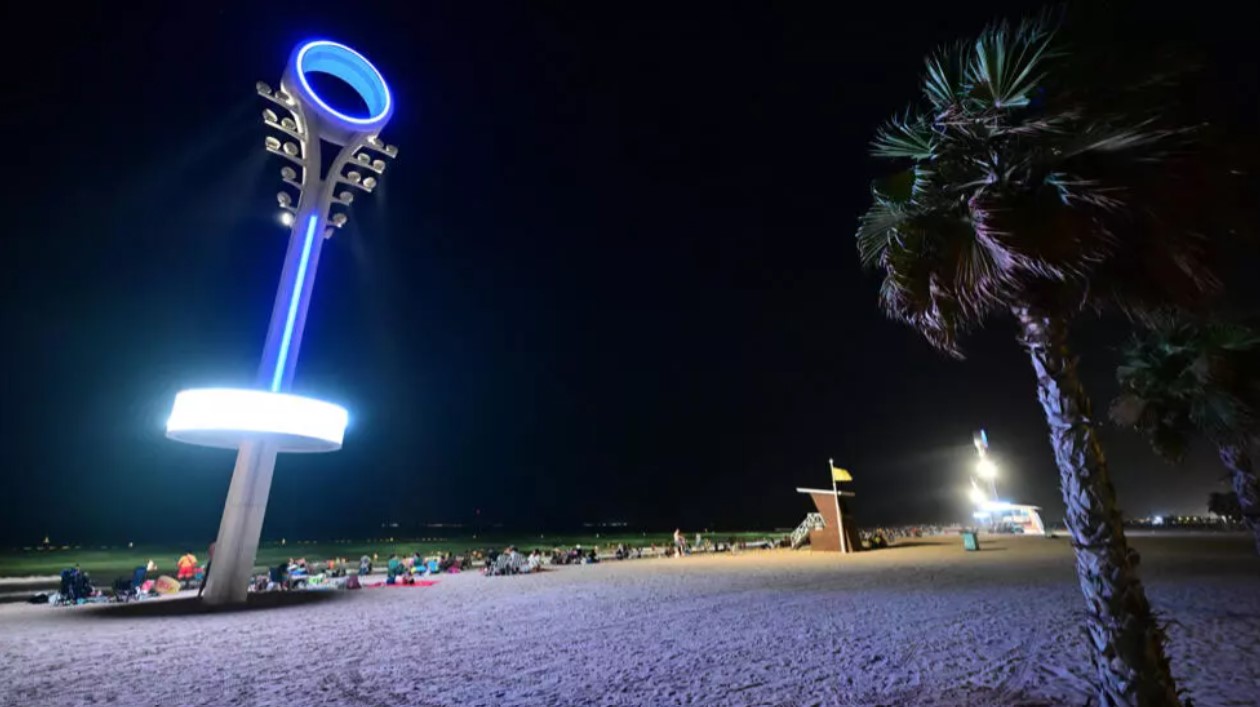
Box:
2, 2, 1256, 545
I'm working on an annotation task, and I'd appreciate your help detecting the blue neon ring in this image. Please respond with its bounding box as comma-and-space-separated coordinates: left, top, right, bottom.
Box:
293, 40, 392, 128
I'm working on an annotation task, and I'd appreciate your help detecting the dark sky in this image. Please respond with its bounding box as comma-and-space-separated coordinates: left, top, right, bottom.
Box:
1, 3, 1256, 544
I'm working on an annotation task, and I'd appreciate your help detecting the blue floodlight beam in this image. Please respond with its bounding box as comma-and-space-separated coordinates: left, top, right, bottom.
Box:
293, 39, 392, 129
270, 214, 319, 392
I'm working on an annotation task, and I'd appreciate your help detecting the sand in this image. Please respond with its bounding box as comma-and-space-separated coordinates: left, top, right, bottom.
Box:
1, 533, 1257, 707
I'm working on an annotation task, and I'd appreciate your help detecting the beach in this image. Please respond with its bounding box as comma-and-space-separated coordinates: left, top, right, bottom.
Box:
1, 533, 1257, 706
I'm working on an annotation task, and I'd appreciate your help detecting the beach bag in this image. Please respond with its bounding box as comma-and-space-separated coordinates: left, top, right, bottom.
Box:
346, 575, 360, 590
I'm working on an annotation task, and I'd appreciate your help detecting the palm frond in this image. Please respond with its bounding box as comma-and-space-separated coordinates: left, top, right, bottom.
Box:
922, 41, 968, 110
1113, 316, 1260, 456
967, 15, 1061, 109
871, 113, 936, 159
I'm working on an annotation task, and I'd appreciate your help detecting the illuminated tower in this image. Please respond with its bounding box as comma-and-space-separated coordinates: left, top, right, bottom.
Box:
165, 40, 398, 605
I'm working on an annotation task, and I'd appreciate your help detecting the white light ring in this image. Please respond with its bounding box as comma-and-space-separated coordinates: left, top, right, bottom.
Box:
166, 388, 348, 453
292, 40, 392, 129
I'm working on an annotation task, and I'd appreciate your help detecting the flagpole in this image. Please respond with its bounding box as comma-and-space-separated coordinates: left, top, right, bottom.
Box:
830, 458, 847, 554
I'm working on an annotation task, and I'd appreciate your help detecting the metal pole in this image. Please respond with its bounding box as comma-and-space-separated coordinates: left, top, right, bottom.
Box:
830, 459, 847, 554
203, 211, 326, 606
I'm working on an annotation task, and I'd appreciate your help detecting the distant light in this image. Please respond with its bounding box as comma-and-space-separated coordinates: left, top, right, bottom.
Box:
166, 387, 347, 452
280, 212, 295, 226
976, 458, 998, 479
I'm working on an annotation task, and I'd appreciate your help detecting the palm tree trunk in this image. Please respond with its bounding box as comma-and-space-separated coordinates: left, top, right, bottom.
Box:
1015, 306, 1179, 706
1218, 444, 1260, 555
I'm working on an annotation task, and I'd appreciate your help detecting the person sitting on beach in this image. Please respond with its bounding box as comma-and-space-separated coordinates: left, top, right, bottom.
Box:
270, 561, 289, 591
506, 546, 524, 572
527, 549, 543, 573
438, 553, 455, 573
386, 554, 402, 584
176, 551, 198, 582
359, 555, 372, 576
286, 559, 309, 589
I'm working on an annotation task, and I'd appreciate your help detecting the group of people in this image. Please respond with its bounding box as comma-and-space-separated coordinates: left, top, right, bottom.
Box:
385, 551, 467, 583
483, 547, 547, 576
859, 525, 943, 549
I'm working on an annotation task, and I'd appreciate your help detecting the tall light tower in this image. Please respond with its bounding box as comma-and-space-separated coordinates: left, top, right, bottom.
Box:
165, 40, 399, 605
973, 429, 999, 500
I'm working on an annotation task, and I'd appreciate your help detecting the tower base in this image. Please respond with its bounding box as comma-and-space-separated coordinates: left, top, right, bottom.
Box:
202, 441, 279, 605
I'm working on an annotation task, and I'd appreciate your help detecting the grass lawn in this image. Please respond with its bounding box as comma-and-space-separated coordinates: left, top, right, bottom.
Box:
0, 531, 781, 580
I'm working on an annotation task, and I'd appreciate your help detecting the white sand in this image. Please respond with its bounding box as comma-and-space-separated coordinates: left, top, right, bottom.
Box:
1, 534, 1257, 706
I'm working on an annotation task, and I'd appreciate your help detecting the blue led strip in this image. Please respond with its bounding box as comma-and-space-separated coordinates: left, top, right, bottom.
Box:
271, 214, 319, 392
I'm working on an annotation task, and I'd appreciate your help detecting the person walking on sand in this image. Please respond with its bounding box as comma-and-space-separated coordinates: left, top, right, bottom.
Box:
673, 529, 687, 558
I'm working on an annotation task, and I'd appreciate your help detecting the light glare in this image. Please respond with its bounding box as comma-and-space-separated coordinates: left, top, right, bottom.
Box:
166, 388, 347, 452
271, 215, 319, 391
976, 458, 998, 479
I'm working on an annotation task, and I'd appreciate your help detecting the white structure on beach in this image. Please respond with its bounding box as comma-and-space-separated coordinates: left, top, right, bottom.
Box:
973, 500, 1046, 535
165, 40, 398, 605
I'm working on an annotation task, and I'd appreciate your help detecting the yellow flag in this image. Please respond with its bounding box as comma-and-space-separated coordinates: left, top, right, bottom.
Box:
831, 464, 852, 482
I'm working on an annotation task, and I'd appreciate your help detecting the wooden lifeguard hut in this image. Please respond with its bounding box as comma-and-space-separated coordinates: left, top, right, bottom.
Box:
794, 487, 861, 553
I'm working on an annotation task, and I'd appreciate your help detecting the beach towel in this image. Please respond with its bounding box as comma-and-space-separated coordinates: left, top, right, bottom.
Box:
365, 580, 438, 589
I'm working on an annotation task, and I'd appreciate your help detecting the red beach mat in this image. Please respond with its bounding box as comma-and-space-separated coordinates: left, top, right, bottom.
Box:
366, 580, 438, 589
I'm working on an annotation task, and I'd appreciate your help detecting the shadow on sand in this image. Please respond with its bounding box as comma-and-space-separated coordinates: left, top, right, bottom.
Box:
880, 540, 938, 549
881, 540, 1009, 552
81, 590, 345, 618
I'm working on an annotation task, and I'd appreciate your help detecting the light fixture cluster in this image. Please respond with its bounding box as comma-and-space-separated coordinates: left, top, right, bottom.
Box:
258, 81, 308, 227
256, 78, 398, 236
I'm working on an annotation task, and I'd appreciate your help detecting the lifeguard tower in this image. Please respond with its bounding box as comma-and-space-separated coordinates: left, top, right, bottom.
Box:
790, 487, 861, 553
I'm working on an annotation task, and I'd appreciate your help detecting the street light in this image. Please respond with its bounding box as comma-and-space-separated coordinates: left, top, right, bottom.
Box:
168, 39, 399, 606
968, 485, 988, 506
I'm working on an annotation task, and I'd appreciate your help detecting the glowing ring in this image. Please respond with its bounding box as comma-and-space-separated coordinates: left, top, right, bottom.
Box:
166, 388, 348, 453
292, 40, 392, 129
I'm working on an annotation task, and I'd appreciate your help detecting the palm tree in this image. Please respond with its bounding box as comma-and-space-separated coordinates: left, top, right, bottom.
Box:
1111, 318, 1260, 554
855, 12, 1245, 705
